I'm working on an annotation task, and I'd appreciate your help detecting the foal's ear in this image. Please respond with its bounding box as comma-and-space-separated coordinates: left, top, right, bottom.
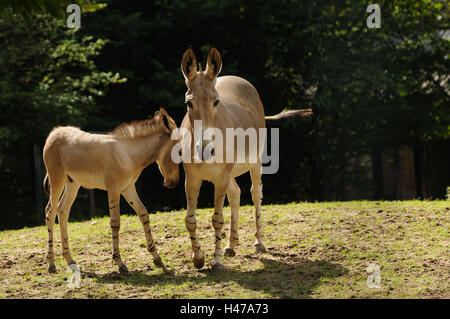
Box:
159, 107, 177, 133
205, 47, 222, 80
181, 48, 197, 81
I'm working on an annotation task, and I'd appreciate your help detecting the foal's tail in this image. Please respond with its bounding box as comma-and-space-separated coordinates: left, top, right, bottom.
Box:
43, 173, 50, 197
265, 108, 313, 123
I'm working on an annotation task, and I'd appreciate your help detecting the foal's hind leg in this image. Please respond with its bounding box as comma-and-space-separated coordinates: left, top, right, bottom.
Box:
46, 169, 66, 273
107, 190, 128, 273
57, 180, 80, 267
250, 163, 266, 253
224, 178, 240, 257
122, 184, 164, 268
44, 199, 57, 273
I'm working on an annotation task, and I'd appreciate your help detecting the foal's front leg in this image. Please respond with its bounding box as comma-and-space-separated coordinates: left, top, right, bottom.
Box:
107, 190, 128, 273
122, 184, 164, 268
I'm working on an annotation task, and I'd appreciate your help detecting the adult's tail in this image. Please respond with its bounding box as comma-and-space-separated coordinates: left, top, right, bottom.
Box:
43, 173, 50, 197
265, 108, 313, 123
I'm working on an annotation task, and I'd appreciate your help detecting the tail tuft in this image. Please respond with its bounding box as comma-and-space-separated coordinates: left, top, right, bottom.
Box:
43, 173, 50, 197
265, 108, 313, 123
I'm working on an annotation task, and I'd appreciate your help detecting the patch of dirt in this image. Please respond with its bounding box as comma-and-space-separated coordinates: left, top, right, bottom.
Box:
0, 259, 14, 268
1, 201, 449, 299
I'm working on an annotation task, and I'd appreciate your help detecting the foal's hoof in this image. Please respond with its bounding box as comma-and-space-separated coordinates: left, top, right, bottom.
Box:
48, 263, 57, 274
211, 262, 226, 272
193, 255, 205, 269
118, 264, 129, 274
224, 247, 236, 257
153, 257, 164, 268
255, 243, 267, 253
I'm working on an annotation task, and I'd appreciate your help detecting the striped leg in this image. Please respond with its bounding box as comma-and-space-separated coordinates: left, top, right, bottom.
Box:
211, 178, 229, 271
184, 175, 204, 269
224, 178, 240, 257
122, 184, 163, 268
46, 172, 65, 274
107, 190, 128, 273
57, 181, 80, 267
250, 163, 266, 253
45, 199, 57, 273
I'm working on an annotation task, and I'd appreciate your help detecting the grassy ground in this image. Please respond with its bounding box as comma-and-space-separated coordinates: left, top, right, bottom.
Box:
0, 201, 448, 299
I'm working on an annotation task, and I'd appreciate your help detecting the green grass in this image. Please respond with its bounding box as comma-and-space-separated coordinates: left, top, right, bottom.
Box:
0, 201, 448, 298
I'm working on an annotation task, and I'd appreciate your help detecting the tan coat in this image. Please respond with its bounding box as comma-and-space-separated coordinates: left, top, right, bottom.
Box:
179, 48, 312, 271
42, 108, 178, 273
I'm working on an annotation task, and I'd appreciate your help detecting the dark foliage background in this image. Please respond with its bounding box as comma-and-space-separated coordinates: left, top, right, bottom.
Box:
0, 0, 448, 229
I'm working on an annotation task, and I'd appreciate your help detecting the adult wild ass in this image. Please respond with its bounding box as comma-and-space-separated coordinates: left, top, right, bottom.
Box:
179, 48, 312, 271
43, 108, 178, 274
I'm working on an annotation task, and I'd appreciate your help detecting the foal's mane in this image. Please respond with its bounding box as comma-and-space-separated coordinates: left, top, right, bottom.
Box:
110, 118, 165, 139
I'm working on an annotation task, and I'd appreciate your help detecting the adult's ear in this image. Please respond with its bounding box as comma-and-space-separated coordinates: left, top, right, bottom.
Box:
181, 48, 197, 81
205, 47, 222, 80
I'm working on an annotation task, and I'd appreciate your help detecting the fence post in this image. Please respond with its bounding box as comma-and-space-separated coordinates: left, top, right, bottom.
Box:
89, 189, 95, 218
33, 143, 43, 224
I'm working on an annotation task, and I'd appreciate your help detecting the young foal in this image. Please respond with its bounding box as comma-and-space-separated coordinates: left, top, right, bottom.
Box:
43, 108, 179, 274
179, 48, 312, 271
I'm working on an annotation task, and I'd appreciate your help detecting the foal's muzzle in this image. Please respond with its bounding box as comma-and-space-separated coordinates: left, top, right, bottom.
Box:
164, 179, 178, 189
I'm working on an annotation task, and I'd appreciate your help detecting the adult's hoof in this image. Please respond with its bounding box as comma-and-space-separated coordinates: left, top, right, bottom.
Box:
153, 257, 164, 268
255, 243, 267, 253
118, 264, 129, 274
224, 247, 236, 257
48, 263, 57, 274
211, 262, 226, 272
193, 255, 205, 269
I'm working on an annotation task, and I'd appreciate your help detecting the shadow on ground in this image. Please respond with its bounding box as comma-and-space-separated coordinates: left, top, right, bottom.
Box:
84, 252, 348, 298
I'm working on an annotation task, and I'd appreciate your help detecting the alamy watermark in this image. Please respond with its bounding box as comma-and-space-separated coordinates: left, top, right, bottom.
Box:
366, 263, 381, 288
367, 4, 381, 29
66, 4, 81, 29
67, 264, 81, 289
66, 3, 381, 29
170, 121, 280, 174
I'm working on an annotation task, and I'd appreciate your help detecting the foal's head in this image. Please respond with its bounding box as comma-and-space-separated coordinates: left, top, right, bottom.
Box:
181, 47, 222, 158
155, 108, 179, 188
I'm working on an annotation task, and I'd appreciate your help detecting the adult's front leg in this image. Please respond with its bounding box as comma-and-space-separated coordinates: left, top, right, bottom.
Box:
224, 177, 240, 257
107, 190, 128, 273
211, 176, 230, 271
184, 174, 204, 269
122, 184, 163, 268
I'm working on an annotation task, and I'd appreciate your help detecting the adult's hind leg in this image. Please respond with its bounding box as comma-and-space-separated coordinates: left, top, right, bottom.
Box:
224, 178, 240, 257
46, 168, 66, 273
57, 179, 80, 267
250, 163, 266, 253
